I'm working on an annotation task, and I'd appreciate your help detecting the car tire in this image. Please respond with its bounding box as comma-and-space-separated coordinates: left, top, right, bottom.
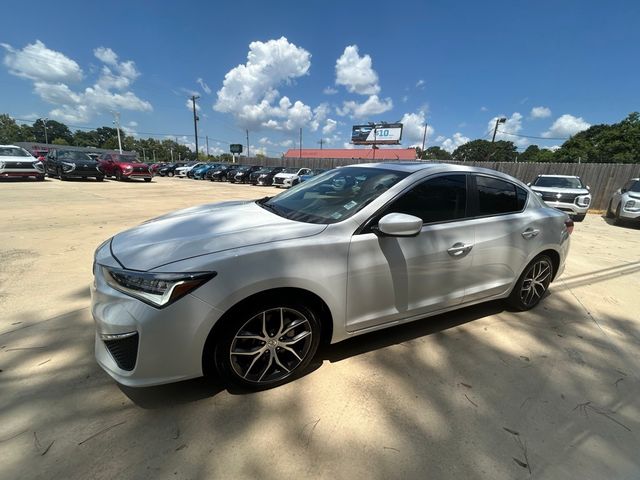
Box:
96, 176, 104, 182
614, 204, 623, 226
144, 178, 152, 182
573, 214, 586, 222
221, 175, 227, 182
507, 254, 554, 311
605, 200, 615, 218
167, 171, 174, 177
212, 300, 322, 390
115, 169, 123, 181
36, 175, 45, 181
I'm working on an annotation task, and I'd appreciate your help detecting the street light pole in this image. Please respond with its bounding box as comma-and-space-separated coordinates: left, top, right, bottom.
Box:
43, 117, 49, 145
112, 111, 123, 153
492, 117, 507, 143
191, 95, 200, 160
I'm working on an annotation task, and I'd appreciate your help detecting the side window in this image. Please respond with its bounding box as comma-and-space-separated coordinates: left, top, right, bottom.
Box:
475, 175, 526, 215
385, 174, 467, 224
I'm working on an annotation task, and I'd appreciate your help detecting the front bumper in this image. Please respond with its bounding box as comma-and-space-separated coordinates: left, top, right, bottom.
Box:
124, 172, 153, 179
0, 168, 43, 178
91, 263, 223, 387
543, 200, 589, 216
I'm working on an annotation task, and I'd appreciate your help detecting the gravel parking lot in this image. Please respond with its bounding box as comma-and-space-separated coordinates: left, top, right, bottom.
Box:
1, 176, 639, 480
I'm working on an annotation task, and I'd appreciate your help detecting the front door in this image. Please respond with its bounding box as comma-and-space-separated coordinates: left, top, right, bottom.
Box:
346, 174, 473, 332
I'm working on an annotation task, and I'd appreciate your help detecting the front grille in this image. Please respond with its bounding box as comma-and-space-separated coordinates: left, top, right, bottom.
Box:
3, 162, 33, 169
541, 192, 580, 203
134, 166, 148, 172
273, 177, 284, 185
103, 333, 139, 371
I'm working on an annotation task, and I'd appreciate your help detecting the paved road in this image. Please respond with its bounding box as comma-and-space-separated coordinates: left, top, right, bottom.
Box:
1, 177, 639, 479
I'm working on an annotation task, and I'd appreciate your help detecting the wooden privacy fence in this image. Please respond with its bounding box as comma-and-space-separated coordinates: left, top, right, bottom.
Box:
240, 157, 640, 210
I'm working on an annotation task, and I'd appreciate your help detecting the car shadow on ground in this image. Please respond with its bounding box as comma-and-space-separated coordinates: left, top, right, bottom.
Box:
601, 214, 640, 229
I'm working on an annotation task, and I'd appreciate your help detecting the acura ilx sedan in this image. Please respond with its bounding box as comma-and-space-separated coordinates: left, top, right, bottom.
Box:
91, 162, 572, 390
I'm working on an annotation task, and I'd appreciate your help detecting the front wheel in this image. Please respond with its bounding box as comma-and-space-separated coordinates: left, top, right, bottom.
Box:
144, 178, 152, 182
167, 171, 174, 177
605, 200, 615, 218
96, 176, 104, 182
507, 255, 554, 311
614, 204, 623, 226
572, 213, 586, 222
213, 301, 321, 390
115, 169, 123, 181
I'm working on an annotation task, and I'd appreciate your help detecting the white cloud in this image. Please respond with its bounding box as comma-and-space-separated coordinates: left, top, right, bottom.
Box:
480, 106, 488, 112
197, 77, 211, 94
2, 40, 83, 83
486, 112, 527, 146
441, 133, 470, 152
1, 42, 151, 124
323, 86, 338, 95
214, 37, 314, 131
186, 98, 201, 112
280, 139, 294, 148
401, 95, 408, 103
400, 110, 434, 147
335, 45, 380, 95
336, 95, 393, 118
415, 79, 425, 89
530, 106, 552, 119
322, 118, 337, 135
543, 114, 590, 138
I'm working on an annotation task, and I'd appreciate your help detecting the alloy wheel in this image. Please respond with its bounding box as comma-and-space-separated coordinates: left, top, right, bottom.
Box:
519, 258, 552, 307
229, 307, 313, 384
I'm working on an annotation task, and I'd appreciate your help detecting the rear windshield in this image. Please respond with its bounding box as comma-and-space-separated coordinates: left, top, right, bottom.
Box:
533, 176, 584, 189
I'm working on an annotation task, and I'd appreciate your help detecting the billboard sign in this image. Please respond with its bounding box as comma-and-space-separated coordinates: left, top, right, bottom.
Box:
351, 123, 403, 145
230, 144, 243, 154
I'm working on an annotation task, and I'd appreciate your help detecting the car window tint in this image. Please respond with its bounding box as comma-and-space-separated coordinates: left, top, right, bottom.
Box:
476, 175, 523, 215
516, 186, 528, 210
385, 174, 467, 223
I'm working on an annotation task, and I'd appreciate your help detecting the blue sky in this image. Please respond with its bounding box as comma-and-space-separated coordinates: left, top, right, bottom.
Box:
2, 0, 639, 156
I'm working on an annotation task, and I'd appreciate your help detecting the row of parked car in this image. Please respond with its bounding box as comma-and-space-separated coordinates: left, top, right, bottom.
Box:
152, 161, 326, 187
1, 144, 638, 225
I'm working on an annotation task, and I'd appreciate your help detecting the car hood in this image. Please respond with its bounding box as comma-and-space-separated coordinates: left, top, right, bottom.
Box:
530, 186, 589, 195
117, 161, 147, 168
110, 200, 327, 271
275, 173, 298, 179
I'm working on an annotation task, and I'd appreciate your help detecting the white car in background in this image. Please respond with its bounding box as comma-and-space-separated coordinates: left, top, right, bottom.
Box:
0, 145, 45, 180
272, 167, 313, 188
607, 178, 640, 225
175, 162, 205, 177
529, 174, 591, 222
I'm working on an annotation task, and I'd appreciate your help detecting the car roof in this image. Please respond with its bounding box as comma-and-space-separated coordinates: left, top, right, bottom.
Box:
0, 144, 22, 148
537, 174, 580, 178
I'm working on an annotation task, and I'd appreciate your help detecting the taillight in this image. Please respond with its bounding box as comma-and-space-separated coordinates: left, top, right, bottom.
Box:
565, 217, 574, 235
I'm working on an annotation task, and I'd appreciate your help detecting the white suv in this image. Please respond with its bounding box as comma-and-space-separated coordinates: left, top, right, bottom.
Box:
272, 167, 312, 188
529, 174, 591, 221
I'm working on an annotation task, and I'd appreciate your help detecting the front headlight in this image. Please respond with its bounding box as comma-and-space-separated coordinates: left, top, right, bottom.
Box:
101, 266, 216, 308
62, 161, 75, 172
33, 161, 45, 172
624, 200, 640, 212
575, 195, 591, 207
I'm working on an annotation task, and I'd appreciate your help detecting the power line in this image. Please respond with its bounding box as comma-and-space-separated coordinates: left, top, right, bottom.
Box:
496, 130, 569, 141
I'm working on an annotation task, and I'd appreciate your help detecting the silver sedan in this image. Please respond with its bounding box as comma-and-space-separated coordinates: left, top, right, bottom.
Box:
91, 162, 572, 390
606, 178, 640, 225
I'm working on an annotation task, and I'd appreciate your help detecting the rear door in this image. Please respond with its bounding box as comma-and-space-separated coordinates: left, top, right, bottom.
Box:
464, 174, 538, 302
346, 174, 474, 332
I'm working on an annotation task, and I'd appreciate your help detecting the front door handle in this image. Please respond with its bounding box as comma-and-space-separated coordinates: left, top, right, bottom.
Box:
522, 228, 540, 239
447, 242, 473, 257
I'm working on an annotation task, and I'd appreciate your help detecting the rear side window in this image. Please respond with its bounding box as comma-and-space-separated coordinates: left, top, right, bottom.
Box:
386, 174, 467, 223
476, 175, 527, 215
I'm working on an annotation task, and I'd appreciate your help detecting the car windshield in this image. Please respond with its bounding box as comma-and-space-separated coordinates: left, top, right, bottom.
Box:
119, 155, 139, 162
259, 166, 409, 224
533, 176, 584, 189
256, 168, 271, 173
0, 147, 31, 157
282, 167, 298, 173
629, 181, 640, 193
58, 151, 93, 161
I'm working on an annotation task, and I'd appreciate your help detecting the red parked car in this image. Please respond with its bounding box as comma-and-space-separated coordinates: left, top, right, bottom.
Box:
97, 152, 153, 182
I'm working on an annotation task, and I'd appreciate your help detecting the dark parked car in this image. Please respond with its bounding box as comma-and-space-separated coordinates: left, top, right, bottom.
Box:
232, 165, 262, 183
97, 153, 153, 182
207, 164, 233, 181
250, 166, 286, 186
158, 163, 185, 177
45, 149, 104, 181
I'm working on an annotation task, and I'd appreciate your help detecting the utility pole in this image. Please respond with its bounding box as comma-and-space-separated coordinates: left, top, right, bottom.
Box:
142, 147, 146, 161
246, 129, 250, 158
205, 135, 209, 157
43, 117, 49, 145
153, 150, 156, 162
421, 122, 429, 157
299, 127, 302, 159
372, 125, 377, 160
170, 148, 173, 162
190, 95, 200, 160
318, 138, 324, 150
112, 111, 123, 153
492, 117, 507, 143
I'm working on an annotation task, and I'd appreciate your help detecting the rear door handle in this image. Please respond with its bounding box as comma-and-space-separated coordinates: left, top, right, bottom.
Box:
447, 242, 473, 257
522, 228, 540, 239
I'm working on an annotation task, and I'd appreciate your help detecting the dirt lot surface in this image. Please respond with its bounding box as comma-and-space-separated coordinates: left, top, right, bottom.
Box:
1, 176, 639, 480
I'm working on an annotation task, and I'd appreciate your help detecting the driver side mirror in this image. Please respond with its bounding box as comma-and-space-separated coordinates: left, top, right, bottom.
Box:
374, 213, 423, 237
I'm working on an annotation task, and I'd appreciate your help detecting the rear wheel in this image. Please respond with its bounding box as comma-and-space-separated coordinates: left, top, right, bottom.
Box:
507, 255, 553, 311
213, 300, 321, 390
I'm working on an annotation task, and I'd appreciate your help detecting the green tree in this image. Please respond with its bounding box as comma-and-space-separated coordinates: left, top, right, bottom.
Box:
420, 146, 452, 160
452, 139, 517, 162
518, 145, 540, 163
0, 114, 22, 143
33, 118, 72, 144
51, 137, 68, 145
